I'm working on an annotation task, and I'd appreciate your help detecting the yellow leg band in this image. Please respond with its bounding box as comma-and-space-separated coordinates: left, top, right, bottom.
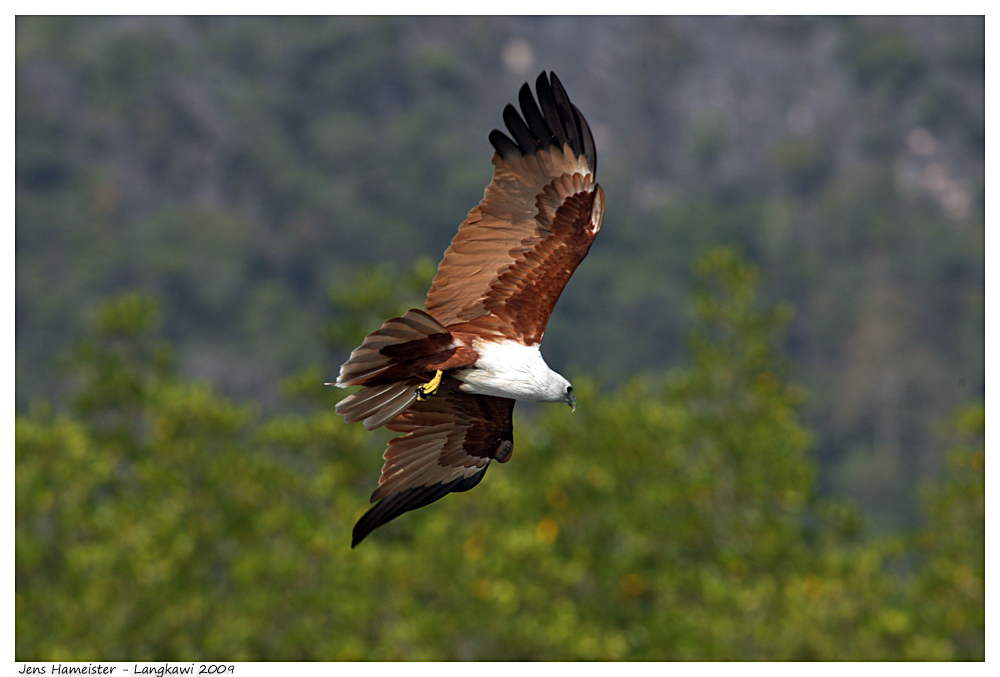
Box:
415, 370, 443, 401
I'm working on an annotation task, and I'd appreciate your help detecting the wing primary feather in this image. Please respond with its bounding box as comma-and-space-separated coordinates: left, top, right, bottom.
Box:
548, 72, 579, 155
535, 71, 567, 147
351, 467, 489, 548
573, 103, 598, 173
450, 468, 488, 493
502, 103, 538, 154
518, 82, 553, 146
352, 489, 428, 548
489, 129, 521, 159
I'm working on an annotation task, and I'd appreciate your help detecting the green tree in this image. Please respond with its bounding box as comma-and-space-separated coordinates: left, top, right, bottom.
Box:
16, 248, 984, 660
905, 404, 985, 660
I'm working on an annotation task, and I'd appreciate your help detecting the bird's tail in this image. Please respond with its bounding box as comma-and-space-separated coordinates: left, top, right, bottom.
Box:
334, 309, 454, 430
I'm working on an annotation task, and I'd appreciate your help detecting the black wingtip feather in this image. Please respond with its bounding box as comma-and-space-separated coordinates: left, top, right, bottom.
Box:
518, 82, 553, 146
573, 104, 597, 174
535, 72, 567, 148
489, 129, 521, 159
350, 468, 489, 548
491, 71, 596, 173
547, 72, 580, 156
502, 103, 537, 154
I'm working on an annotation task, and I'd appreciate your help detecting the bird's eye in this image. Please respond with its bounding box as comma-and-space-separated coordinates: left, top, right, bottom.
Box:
567, 386, 573, 395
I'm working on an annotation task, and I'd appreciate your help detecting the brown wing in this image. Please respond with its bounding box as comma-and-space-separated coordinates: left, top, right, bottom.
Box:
424, 71, 605, 345
351, 377, 515, 547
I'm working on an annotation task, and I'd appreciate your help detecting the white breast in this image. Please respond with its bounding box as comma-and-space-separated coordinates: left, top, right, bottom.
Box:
455, 338, 570, 403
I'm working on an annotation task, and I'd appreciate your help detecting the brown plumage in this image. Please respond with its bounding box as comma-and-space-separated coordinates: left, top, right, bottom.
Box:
336, 71, 604, 546
351, 379, 514, 547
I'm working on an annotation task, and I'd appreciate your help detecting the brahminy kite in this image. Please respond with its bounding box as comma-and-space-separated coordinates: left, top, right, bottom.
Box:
334, 71, 604, 547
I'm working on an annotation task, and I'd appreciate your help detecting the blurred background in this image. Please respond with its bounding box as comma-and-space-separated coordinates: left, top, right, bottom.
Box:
16, 16, 983, 660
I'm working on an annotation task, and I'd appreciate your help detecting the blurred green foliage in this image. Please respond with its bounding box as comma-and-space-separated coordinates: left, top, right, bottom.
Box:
905, 405, 985, 660
16, 249, 983, 660
323, 257, 438, 351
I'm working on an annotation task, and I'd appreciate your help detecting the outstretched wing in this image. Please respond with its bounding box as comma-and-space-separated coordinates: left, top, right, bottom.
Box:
351, 378, 515, 547
424, 71, 605, 345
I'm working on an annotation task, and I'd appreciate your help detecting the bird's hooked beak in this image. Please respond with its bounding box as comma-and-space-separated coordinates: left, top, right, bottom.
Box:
567, 387, 576, 412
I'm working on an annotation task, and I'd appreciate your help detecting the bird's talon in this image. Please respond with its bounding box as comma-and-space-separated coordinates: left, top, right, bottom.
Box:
416, 370, 443, 401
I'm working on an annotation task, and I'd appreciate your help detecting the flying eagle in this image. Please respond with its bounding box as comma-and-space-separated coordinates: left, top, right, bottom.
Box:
334, 71, 604, 547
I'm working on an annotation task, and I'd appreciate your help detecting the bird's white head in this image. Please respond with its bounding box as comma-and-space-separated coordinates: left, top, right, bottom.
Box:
458, 339, 577, 410
546, 372, 576, 411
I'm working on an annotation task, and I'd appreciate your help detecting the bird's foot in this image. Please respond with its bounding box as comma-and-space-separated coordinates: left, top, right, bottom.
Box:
415, 370, 443, 401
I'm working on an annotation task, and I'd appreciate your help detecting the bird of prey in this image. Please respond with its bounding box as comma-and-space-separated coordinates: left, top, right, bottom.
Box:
335, 71, 604, 547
